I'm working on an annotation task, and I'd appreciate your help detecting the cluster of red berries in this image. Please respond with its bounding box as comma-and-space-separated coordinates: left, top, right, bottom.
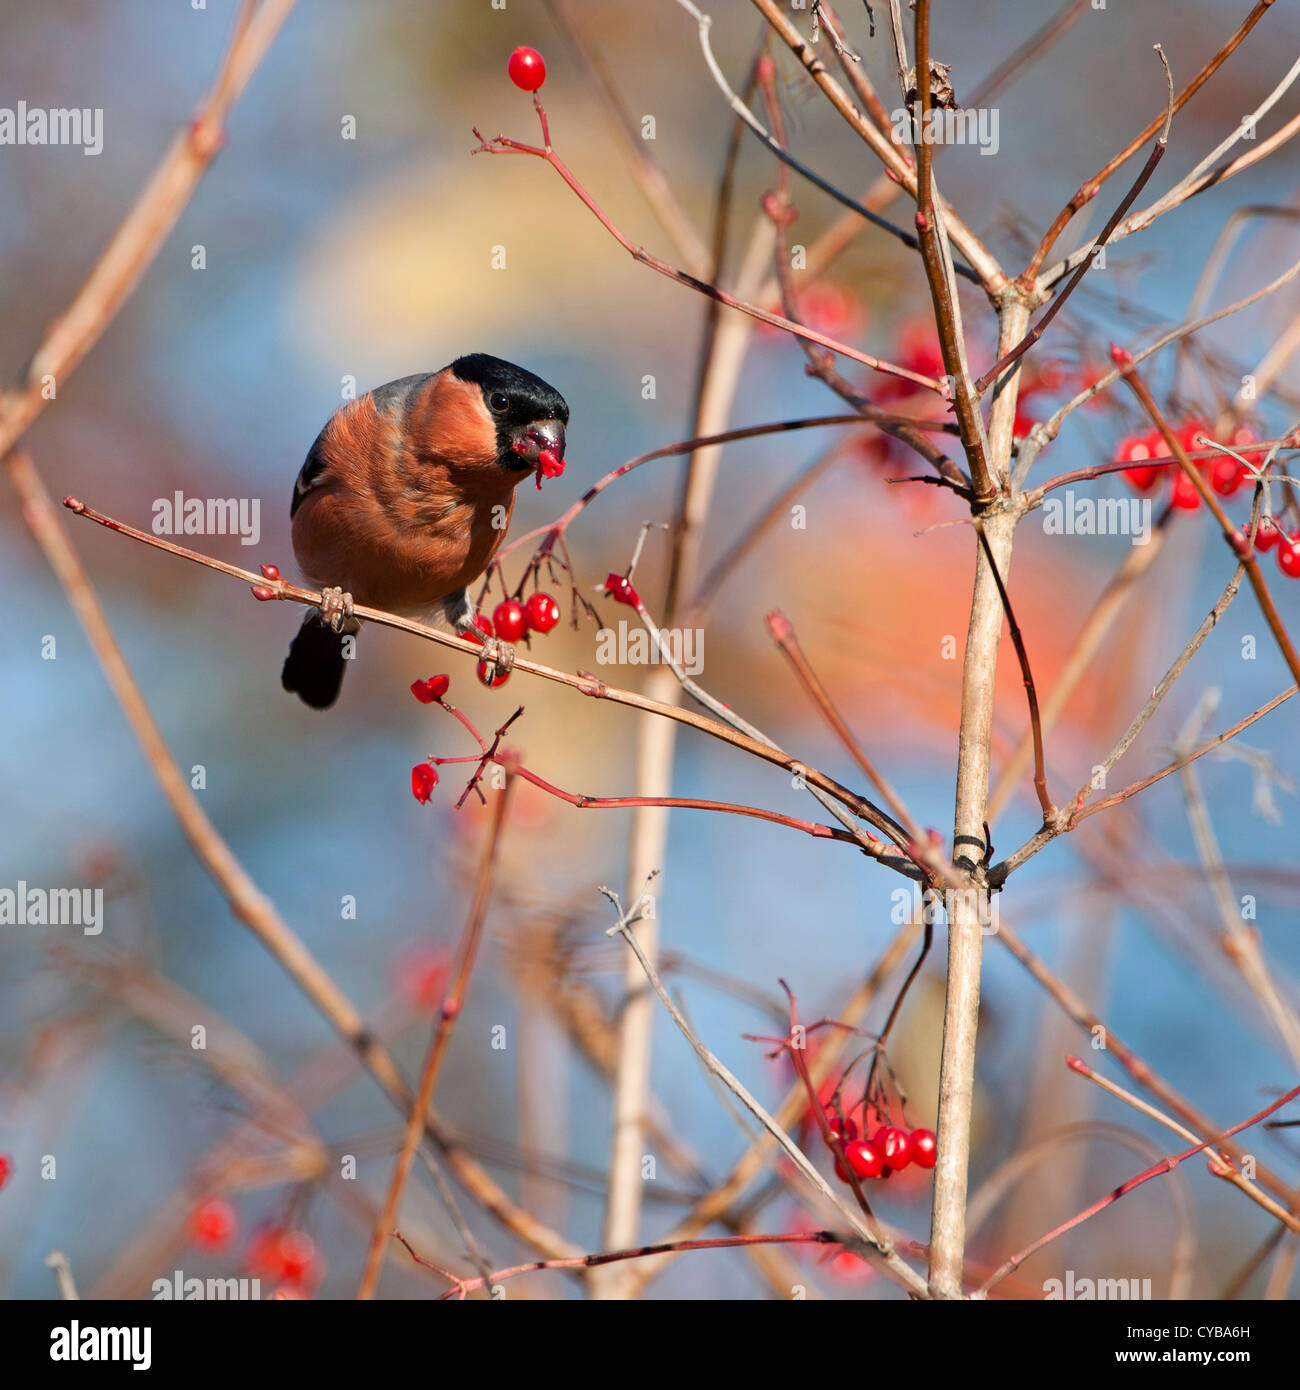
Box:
190, 1202, 321, 1293
824, 1107, 936, 1184
1114, 422, 1300, 575
246, 1223, 321, 1293
462, 591, 562, 688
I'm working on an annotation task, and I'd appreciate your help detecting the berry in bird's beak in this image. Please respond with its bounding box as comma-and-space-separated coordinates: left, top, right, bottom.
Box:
507, 416, 566, 487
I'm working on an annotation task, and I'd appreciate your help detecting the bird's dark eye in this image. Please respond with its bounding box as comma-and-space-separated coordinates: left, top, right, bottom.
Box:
488, 391, 510, 414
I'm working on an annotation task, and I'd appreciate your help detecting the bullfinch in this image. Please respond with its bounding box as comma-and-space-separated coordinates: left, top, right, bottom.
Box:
282, 353, 568, 708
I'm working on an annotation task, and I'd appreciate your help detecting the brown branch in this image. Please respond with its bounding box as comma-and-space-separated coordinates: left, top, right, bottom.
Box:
976, 46, 1172, 395
748, 0, 1007, 293
544, 0, 711, 278
471, 117, 944, 393
994, 919, 1300, 1214
62, 494, 909, 854
1066, 1056, 1300, 1236
1021, 0, 1276, 282
766, 610, 924, 843
358, 782, 515, 1299
911, 0, 994, 500
494, 414, 872, 565
407, 1229, 836, 1300
0, 0, 299, 460
506, 761, 866, 845
1072, 685, 1298, 828
754, 57, 972, 494
977, 1080, 1300, 1295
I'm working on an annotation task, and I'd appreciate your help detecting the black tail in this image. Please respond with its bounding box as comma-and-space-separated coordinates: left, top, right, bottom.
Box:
282, 613, 350, 709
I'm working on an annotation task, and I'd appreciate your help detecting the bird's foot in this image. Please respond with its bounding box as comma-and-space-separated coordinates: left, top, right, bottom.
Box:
318, 586, 354, 633
478, 636, 515, 682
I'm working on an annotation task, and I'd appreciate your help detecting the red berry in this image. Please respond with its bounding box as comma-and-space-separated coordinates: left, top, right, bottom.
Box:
394, 944, 451, 1011
1013, 410, 1037, 440
1210, 453, 1247, 496
524, 591, 561, 633
0, 1154, 12, 1190
1228, 424, 1267, 467
876, 1125, 914, 1171
1177, 418, 1211, 455
604, 573, 640, 608
410, 675, 450, 704
1254, 517, 1281, 552
465, 613, 493, 644
1278, 536, 1300, 578
259, 563, 280, 581
537, 447, 564, 480
248, 1226, 319, 1288
191, 1197, 237, 1252
1115, 433, 1160, 494
1170, 468, 1203, 510
824, 1108, 859, 1144
507, 46, 546, 92
276, 1230, 318, 1285
909, 1128, 937, 1169
477, 658, 510, 689
1019, 360, 1070, 398
411, 762, 438, 803
843, 1138, 885, 1181
492, 600, 528, 643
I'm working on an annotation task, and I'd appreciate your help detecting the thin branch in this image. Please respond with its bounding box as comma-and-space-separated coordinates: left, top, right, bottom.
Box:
358, 782, 514, 1299
1021, 0, 1276, 280
976, 45, 1172, 394
600, 886, 930, 1297
974, 523, 1053, 820
766, 610, 924, 843
911, 0, 994, 499
1117, 354, 1300, 685
0, 0, 299, 459
976, 1081, 1300, 1296
62, 494, 900, 835
471, 115, 944, 392
674, 0, 982, 278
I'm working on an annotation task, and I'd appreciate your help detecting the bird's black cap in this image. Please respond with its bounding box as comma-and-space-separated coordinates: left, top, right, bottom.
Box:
452, 353, 569, 425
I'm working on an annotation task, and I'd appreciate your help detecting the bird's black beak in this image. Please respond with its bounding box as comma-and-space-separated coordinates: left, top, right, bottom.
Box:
507, 417, 566, 470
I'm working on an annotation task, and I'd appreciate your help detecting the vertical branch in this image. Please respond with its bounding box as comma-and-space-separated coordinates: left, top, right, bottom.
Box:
911, 0, 994, 498
358, 781, 514, 1299
594, 183, 775, 1299
928, 291, 1030, 1298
